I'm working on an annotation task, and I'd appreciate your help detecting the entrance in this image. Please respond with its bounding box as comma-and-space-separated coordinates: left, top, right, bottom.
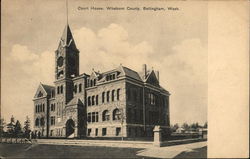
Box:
66, 119, 75, 137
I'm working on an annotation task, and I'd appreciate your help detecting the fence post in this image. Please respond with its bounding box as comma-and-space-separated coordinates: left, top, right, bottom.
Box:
153, 125, 162, 147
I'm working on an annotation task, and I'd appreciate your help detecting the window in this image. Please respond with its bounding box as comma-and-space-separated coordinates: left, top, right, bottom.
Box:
87, 113, 91, 122
74, 85, 77, 93
92, 96, 95, 105
102, 92, 105, 103
107, 91, 110, 102
96, 95, 99, 105
95, 128, 98, 136
87, 129, 91, 136
148, 93, 156, 105
40, 117, 45, 126
88, 97, 91, 106
112, 74, 115, 80
116, 127, 121, 136
102, 128, 107, 136
96, 112, 99, 122
90, 80, 93, 87
113, 109, 121, 120
102, 110, 110, 121
117, 89, 120, 101
60, 85, 63, 94
42, 104, 45, 112
51, 104, 55, 111
79, 84, 82, 92
57, 86, 60, 94
50, 116, 55, 125
94, 79, 96, 86
35, 118, 39, 126
35, 105, 37, 113
111, 90, 115, 101
92, 112, 96, 122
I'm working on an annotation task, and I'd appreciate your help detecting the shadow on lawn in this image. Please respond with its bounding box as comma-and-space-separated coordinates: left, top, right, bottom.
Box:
174, 146, 207, 159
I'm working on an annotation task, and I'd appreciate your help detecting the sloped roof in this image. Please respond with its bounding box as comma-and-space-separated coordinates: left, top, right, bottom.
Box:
41, 84, 54, 95
121, 66, 142, 81
67, 97, 83, 106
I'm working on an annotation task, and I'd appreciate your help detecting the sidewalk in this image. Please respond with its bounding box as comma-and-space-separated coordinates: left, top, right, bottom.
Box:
36, 139, 153, 148
137, 141, 207, 158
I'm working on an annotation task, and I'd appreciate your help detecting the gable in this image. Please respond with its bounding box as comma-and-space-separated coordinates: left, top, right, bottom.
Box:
145, 71, 159, 86
34, 84, 48, 99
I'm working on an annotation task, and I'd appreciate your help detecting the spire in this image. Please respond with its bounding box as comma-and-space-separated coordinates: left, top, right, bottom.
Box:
58, 24, 77, 51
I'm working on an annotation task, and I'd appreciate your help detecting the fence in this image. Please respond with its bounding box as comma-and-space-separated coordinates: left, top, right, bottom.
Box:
0, 137, 34, 144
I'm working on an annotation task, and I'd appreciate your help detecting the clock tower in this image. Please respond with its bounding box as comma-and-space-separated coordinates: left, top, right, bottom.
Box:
54, 24, 79, 104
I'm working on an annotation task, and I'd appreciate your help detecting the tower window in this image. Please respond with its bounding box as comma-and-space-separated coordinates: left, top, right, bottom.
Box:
79, 84, 82, 92
74, 85, 77, 93
60, 85, 63, 94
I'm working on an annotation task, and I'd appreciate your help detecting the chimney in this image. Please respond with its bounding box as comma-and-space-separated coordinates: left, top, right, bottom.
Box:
142, 64, 147, 78
156, 71, 159, 82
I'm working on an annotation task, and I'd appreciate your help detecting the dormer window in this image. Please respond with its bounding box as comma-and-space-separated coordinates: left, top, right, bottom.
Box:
38, 91, 43, 98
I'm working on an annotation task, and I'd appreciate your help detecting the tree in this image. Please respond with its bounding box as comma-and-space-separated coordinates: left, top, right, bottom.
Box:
203, 122, 208, 128
181, 122, 189, 130
0, 118, 6, 135
14, 120, 22, 136
23, 116, 31, 136
7, 115, 15, 134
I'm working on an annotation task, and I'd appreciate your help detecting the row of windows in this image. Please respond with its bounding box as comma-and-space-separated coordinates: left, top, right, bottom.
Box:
87, 89, 121, 106
86, 79, 97, 88
87, 127, 121, 136
87, 112, 99, 123
106, 73, 116, 81
35, 104, 45, 113
57, 85, 63, 94
74, 83, 82, 94
87, 109, 122, 123
35, 117, 45, 127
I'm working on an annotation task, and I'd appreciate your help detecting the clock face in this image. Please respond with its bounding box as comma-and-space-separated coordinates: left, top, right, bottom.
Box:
57, 57, 64, 67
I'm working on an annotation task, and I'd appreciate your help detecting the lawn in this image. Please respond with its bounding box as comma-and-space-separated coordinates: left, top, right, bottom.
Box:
0, 143, 148, 158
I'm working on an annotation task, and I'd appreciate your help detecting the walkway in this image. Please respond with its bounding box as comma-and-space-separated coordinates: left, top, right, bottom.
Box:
137, 141, 207, 158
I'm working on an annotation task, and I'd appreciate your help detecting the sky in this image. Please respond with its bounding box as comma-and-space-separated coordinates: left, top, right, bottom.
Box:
1, 0, 207, 127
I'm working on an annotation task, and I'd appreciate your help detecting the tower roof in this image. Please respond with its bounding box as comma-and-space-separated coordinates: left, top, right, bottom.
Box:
58, 24, 78, 51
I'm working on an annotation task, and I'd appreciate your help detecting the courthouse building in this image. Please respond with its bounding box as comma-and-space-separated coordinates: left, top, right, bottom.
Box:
33, 24, 170, 138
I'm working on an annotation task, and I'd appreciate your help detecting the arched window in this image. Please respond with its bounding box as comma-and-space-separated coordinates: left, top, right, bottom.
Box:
117, 89, 120, 101
60, 85, 63, 94
96, 95, 99, 105
113, 109, 121, 120
102, 92, 105, 103
40, 117, 45, 126
57, 86, 60, 94
88, 96, 91, 106
107, 91, 110, 102
35, 118, 40, 127
111, 90, 115, 101
74, 85, 77, 93
79, 84, 82, 92
102, 110, 110, 121
92, 96, 95, 105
